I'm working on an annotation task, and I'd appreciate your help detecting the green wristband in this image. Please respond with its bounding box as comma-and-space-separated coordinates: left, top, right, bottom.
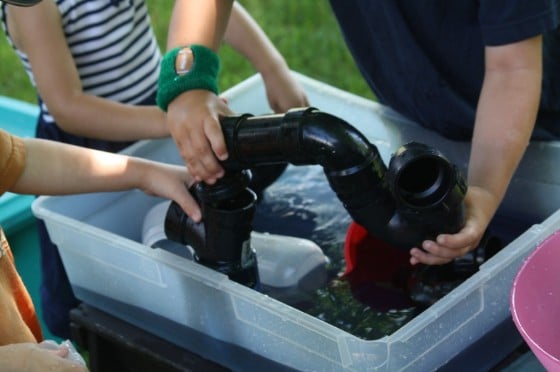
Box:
156, 45, 221, 112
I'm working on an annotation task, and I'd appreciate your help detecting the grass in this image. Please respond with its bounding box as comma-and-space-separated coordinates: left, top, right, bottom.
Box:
0, 0, 374, 104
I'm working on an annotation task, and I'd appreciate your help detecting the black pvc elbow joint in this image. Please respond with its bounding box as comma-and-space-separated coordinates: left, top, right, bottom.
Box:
165, 170, 260, 288
354, 141, 467, 250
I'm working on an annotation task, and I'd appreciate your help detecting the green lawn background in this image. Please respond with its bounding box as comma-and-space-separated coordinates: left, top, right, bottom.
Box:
0, 0, 374, 104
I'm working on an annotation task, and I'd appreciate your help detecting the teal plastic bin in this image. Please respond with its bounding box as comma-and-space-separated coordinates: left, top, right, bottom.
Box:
0, 95, 60, 341
0, 95, 38, 234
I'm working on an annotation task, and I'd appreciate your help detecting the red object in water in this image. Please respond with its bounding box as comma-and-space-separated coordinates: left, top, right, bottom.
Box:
343, 222, 410, 280
342, 222, 414, 310
511, 231, 560, 371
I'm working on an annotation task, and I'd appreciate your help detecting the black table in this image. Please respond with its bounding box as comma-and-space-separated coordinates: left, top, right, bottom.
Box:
70, 302, 524, 372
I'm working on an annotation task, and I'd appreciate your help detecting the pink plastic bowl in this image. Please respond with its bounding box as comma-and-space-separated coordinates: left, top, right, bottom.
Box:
511, 231, 560, 371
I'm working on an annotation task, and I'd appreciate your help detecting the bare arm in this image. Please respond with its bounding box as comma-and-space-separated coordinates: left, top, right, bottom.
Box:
11, 137, 201, 221
5, 2, 168, 141
468, 36, 541, 219
165, 0, 234, 184
224, 2, 308, 112
411, 35, 542, 265
224, 3, 285, 76
167, 0, 233, 50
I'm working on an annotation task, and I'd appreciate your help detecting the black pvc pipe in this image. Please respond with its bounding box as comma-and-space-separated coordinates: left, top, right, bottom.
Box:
219, 107, 467, 250
165, 170, 260, 288
164, 107, 466, 288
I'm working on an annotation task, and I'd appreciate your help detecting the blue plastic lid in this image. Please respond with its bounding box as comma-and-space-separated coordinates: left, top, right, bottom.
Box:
0, 95, 39, 137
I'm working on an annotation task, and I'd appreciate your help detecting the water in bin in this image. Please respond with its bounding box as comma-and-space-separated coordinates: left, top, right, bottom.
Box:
511, 231, 560, 371
143, 163, 503, 340
254, 164, 504, 339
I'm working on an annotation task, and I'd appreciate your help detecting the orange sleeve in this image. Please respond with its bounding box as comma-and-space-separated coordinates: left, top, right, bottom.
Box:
0, 132, 41, 343
0, 228, 42, 344
0, 129, 26, 196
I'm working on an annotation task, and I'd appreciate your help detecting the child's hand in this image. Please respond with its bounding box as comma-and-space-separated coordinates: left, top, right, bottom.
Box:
136, 159, 202, 223
166, 90, 234, 185
410, 186, 496, 265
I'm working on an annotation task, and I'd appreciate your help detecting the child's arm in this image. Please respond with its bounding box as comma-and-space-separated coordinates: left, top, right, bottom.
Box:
4, 2, 168, 141
224, 2, 309, 112
11, 136, 201, 222
164, 0, 235, 184
410, 35, 542, 265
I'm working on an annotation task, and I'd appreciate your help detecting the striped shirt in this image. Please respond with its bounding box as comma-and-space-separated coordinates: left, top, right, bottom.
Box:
1, 0, 161, 123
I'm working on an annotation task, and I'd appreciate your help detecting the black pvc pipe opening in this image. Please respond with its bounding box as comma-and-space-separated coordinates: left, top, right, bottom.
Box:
395, 156, 452, 208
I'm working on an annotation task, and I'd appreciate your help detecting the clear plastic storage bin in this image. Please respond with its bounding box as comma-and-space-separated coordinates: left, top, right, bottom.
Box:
32, 74, 560, 371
